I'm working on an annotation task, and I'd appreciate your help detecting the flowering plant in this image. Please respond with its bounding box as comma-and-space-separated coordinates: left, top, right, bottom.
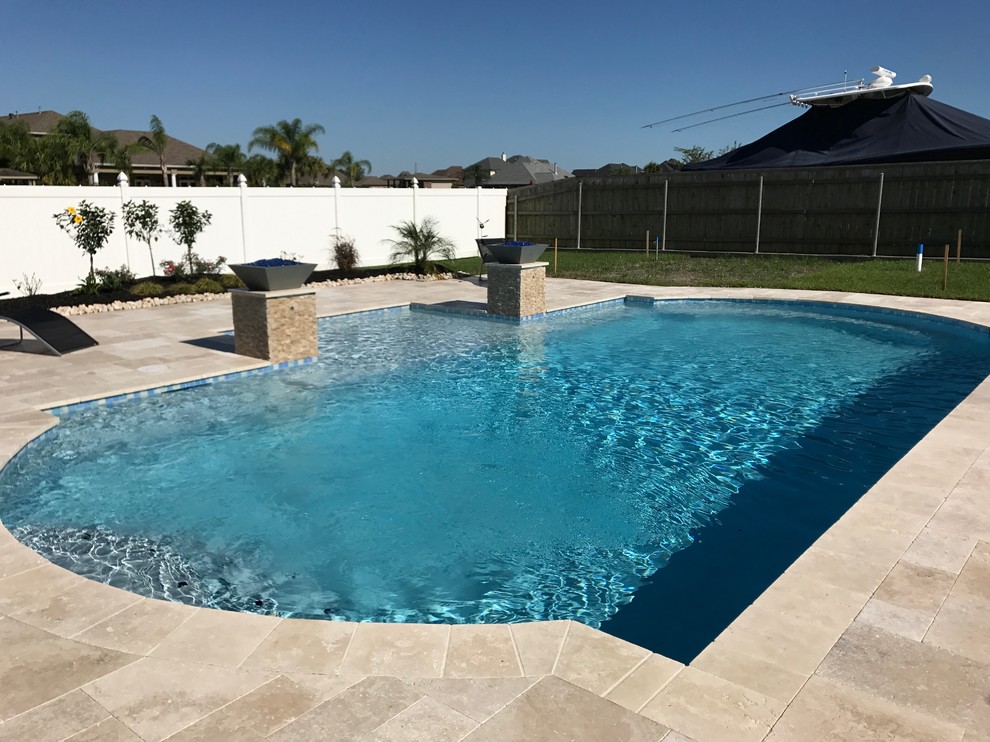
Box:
160, 253, 226, 279
52, 201, 116, 279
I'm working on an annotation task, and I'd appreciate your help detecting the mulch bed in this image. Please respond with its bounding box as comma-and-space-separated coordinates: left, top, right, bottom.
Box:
0, 266, 427, 312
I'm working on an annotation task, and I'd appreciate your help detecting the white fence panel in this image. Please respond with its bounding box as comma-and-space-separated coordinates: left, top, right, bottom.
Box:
0, 184, 507, 294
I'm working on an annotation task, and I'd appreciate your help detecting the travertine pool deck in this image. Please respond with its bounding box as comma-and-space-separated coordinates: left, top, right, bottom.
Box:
1, 277, 988, 741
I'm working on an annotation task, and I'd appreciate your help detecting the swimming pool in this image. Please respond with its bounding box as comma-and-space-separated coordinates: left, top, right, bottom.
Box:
2, 300, 988, 660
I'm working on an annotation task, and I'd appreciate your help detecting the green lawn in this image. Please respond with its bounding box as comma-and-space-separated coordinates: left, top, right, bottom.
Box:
446, 252, 990, 302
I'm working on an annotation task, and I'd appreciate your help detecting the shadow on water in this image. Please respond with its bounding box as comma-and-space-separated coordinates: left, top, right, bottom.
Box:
600, 353, 984, 664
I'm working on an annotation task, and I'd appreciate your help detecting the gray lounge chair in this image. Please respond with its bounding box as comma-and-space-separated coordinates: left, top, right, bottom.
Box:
0, 307, 98, 355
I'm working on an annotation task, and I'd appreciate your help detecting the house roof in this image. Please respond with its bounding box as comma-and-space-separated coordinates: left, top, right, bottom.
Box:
3, 110, 64, 134
3, 111, 209, 170
0, 167, 38, 181
685, 95, 990, 170
464, 154, 572, 187
102, 129, 209, 169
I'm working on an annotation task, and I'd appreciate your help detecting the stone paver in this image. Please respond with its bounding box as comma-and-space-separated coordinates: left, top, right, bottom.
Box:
1, 279, 989, 738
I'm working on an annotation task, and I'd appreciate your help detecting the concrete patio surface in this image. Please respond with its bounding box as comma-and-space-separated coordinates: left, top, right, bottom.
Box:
0, 276, 988, 741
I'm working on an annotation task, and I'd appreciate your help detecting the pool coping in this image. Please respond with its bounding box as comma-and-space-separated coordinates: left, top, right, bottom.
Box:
0, 279, 988, 739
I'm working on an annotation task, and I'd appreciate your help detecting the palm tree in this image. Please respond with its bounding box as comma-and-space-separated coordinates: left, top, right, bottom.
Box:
136, 115, 171, 185
186, 154, 211, 186
331, 150, 372, 187
243, 154, 279, 187
385, 217, 456, 275
50, 111, 118, 185
205, 143, 246, 186
248, 118, 325, 186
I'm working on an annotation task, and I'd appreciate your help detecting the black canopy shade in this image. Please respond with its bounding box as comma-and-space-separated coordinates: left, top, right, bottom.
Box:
684, 95, 990, 170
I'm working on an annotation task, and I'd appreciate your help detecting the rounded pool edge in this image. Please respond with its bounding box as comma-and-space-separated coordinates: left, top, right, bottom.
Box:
1, 286, 989, 688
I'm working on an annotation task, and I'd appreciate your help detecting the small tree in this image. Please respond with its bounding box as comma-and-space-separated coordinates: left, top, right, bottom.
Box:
169, 201, 212, 275
52, 201, 115, 279
385, 217, 455, 275
122, 200, 162, 276
674, 145, 714, 164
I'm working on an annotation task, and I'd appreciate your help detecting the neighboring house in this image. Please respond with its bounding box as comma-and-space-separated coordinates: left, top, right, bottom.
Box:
383, 171, 459, 188
463, 153, 572, 188
0, 167, 38, 184
572, 163, 646, 177
3, 110, 212, 186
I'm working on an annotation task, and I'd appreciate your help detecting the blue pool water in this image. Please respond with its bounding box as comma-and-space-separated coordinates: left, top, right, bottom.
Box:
2, 300, 989, 659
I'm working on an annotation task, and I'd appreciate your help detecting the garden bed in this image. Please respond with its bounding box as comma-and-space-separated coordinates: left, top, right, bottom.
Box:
1, 265, 452, 313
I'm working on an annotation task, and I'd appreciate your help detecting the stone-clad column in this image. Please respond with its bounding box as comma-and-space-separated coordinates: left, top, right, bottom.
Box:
487, 262, 548, 318
230, 288, 318, 363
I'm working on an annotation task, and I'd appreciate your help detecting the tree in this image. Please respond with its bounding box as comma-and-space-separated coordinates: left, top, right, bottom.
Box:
463, 163, 490, 188
248, 118, 325, 186
673, 145, 714, 164
50, 111, 119, 185
186, 154, 211, 186
169, 201, 212, 274
385, 217, 455, 275
717, 141, 742, 156
122, 200, 162, 275
643, 161, 665, 173
331, 150, 372, 187
206, 143, 246, 186
136, 115, 171, 186
243, 154, 279, 187
52, 201, 115, 279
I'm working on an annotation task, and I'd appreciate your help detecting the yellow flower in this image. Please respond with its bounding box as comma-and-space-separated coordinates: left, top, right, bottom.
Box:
74, 215, 82, 224
66, 206, 76, 214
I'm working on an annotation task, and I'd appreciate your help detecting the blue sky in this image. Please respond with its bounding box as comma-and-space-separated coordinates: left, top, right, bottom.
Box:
6, 0, 988, 175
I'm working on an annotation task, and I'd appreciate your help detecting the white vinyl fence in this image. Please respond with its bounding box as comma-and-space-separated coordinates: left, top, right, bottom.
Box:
1, 180, 508, 294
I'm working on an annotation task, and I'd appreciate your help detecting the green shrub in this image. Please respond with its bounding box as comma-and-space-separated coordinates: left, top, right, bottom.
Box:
95, 265, 137, 292
193, 278, 224, 294
218, 273, 245, 288
165, 282, 197, 296
130, 281, 164, 297
332, 234, 360, 273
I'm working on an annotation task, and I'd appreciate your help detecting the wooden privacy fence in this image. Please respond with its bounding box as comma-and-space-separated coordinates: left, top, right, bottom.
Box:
506, 160, 990, 258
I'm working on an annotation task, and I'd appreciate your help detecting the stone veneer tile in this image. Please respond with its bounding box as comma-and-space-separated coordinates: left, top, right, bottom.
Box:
150, 608, 280, 667
241, 618, 354, 674
269, 676, 424, 742
766, 676, 965, 741
0, 543, 47, 579
0, 563, 84, 614
874, 560, 957, 613
781, 546, 889, 597
0, 689, 109, 741
73, 598, 196, 655
904, 525, 980, 574
707, 604, 843, 677
364, 696, 478, 742
0, 618, 137, 721
509, 620, 568, 676
282, 672, 363, 701
605, 654, 683, 712
856, 598, 934, 642
164, 675, 322, 741
445, 624, 522, 678
817, 621, 990, 733
463, 676, 667, 742
924, 593, 990, 664
83, 657, 275, 742
10, 578, 143, 638
952, 541, 990, 602
65, 717, 142, 741
690, 644, 807, 703
339, 623, 449, 677
405, 677, 538, 723
640, 667, 783, 742
552, 622, 651, 696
